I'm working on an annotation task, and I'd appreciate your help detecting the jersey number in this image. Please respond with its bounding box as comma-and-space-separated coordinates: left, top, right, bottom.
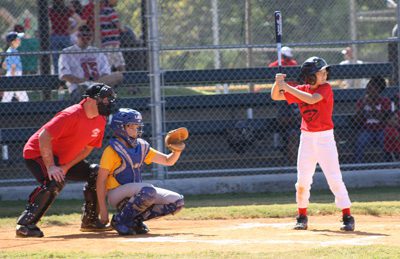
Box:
81, 61, 100, 80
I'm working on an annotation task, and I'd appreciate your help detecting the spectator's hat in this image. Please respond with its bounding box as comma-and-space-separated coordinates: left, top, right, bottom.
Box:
341, 47, 352, 55
281, 46, 293, 58
6, 31, 24, 43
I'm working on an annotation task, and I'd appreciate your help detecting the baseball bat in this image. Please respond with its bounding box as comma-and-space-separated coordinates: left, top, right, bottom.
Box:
274, 11, 284, 93
274, 11, 282, 73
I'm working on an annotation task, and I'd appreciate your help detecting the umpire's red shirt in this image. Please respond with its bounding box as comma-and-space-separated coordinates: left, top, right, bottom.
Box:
284, 83, 334, 132
23, 99, 106, 165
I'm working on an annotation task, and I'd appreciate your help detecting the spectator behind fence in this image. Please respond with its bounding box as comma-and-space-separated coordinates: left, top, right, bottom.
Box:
384, 111, 400, 161
338, 46, 368, 89
58, 25, 123, 101
49, 0, 83, 73
268, 46, 298, 69
1, 31, 29, 102
277, 103, 300, 165
15, 83, 116, 238
13, 24, 39, 75
354, 76, 391, 163
269, 46, 299, 161
68, 0, 85, 45
82, 0, 126, 72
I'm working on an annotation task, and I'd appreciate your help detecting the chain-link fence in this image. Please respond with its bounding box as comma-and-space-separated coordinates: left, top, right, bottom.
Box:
1, 0, 400, 184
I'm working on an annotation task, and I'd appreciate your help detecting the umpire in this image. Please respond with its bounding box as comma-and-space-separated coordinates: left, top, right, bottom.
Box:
16, 83, 116, 237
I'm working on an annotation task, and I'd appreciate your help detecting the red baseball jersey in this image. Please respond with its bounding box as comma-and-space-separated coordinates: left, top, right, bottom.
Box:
23, 99, 106, 165
268, 58, 298, 67
284, 83, 334, 132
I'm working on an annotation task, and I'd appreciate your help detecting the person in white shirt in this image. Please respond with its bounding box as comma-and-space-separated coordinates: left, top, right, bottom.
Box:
338, 46, 368, 89
58, 25, 122, 101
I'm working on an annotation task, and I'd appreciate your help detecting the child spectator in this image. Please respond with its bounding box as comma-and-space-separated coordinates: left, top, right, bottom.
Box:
1, 31, 29, 102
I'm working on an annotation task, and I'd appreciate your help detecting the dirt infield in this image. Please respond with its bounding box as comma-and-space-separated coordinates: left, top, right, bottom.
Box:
1, 216, 399, 255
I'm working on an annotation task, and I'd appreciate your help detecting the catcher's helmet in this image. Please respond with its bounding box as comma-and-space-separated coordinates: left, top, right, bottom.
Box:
300, 56, 330, 84
111, 108, 144, 147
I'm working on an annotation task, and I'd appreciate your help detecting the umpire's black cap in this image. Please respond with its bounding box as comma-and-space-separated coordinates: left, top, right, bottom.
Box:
82, 82, 116, 102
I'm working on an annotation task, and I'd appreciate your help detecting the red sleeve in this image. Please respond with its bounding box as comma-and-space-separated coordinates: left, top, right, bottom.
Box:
315, 85, 332, 103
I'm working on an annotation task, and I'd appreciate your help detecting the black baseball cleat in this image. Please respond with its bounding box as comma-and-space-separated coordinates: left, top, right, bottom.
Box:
80, 219, 113, 232
340, 215, 355, 231
16, 224, 44, 238
133, 220, 150, 234
294, 215, 308, 230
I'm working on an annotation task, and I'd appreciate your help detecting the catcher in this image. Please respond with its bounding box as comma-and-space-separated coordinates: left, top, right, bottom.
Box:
96, 108, 188, 235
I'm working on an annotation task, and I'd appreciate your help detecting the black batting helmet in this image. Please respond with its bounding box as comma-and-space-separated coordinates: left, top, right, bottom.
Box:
300, 56, 330, 84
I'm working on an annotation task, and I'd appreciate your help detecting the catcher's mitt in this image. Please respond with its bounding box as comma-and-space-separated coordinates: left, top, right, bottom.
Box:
165, 127, 189, 152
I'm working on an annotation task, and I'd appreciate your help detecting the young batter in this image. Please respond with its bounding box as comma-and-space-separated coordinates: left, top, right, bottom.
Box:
96, 108, 185, 235
271, 56, 355, 231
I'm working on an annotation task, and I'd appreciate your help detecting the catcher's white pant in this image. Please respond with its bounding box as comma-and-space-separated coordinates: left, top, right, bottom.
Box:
107, 182, 182, 208
296, 129, 352, 209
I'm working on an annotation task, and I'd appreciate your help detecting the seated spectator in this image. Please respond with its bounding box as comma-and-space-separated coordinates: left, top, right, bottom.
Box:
354, 76, 391, 162
338, 46, 368, 89
269, 46, 299, 158
1, 31, 29, 102
384, 111, 400, 161
58, 25, 123, 101
268, 46, 298, 69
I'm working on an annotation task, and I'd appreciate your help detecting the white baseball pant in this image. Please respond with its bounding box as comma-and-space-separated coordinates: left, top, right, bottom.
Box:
107, 182, 182, 208
296, 129, 352, 209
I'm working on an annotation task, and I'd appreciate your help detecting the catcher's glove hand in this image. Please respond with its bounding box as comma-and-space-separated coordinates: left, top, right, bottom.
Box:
165, 127, 189, 152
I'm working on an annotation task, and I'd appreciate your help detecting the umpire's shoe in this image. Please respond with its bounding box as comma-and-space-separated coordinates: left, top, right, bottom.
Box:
16, 224, 44, 238
80, 219, 113, 232
133, 220, 150, 234
340, 215, 355, 231
294, 215, 308, 230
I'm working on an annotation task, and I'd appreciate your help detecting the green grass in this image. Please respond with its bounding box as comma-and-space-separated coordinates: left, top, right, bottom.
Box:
1, 187, 399, 223
1, 246, 400, 259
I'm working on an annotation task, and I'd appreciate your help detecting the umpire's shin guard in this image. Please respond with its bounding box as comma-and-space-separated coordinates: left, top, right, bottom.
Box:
17, 180, 65, 226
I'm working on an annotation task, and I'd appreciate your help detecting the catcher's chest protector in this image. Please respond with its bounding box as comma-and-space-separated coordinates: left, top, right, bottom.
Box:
110, 138, 150, 184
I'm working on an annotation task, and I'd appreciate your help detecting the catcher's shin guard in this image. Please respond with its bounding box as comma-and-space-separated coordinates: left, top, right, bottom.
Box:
139, 197, 184, 221
17, 180, 64, 226
112, 187, 156, 235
